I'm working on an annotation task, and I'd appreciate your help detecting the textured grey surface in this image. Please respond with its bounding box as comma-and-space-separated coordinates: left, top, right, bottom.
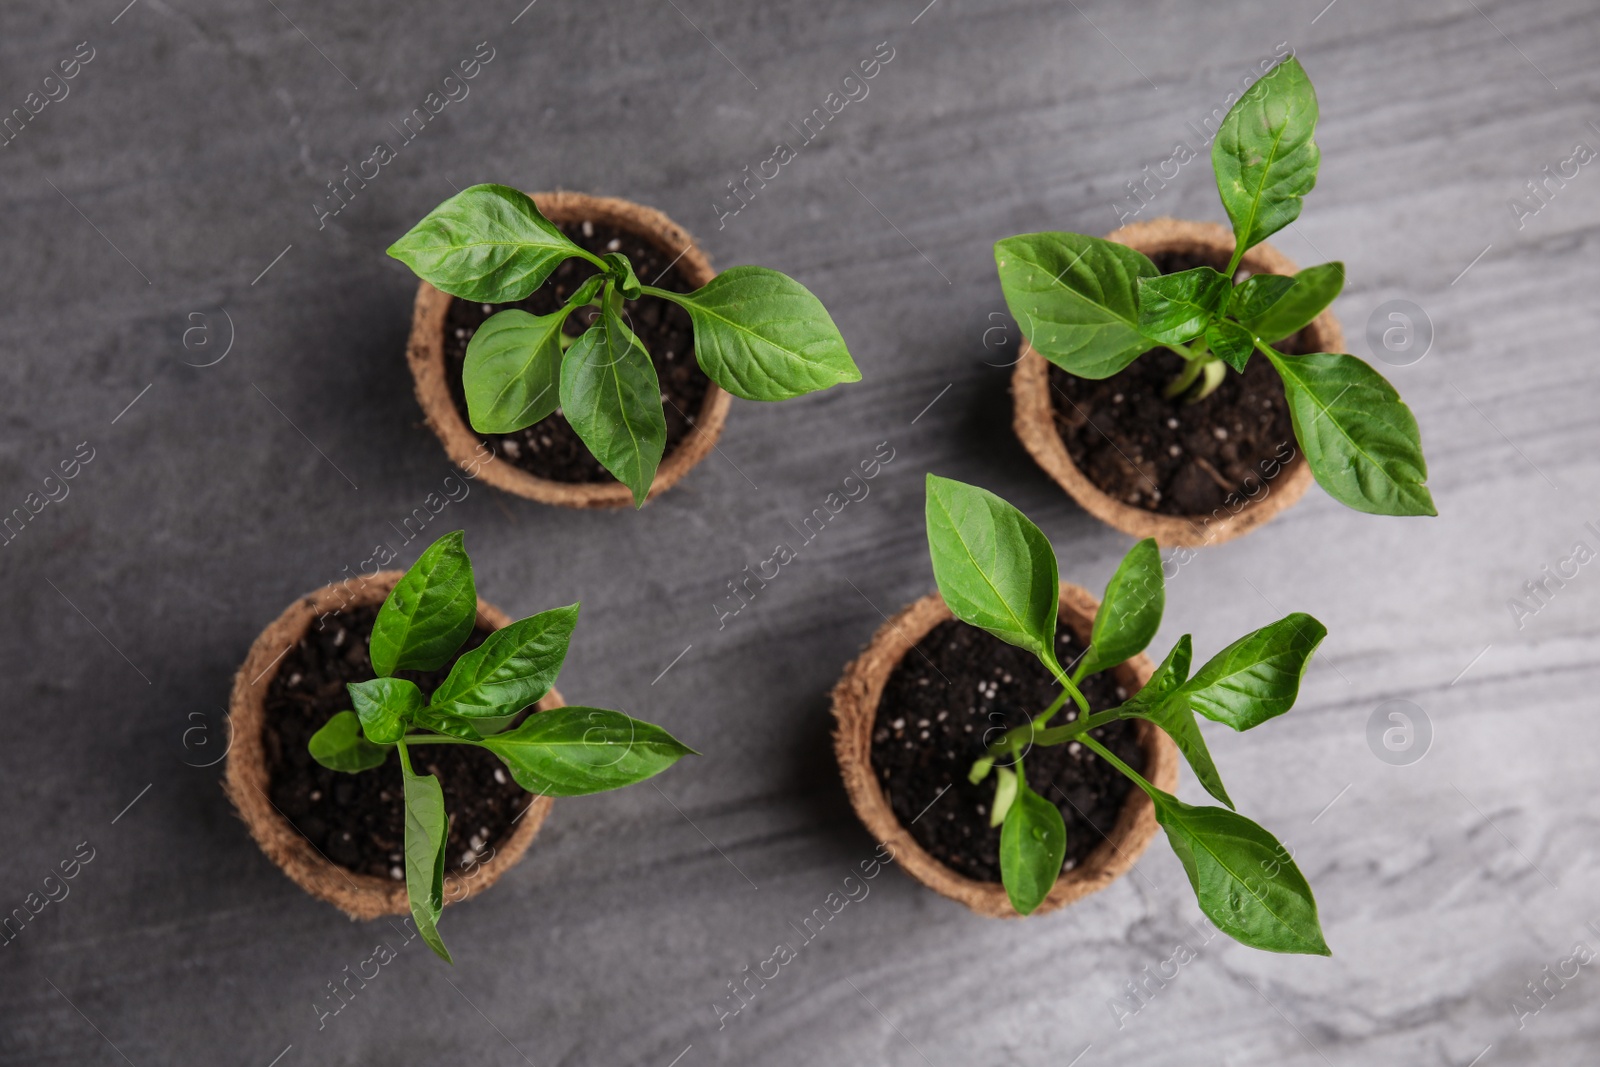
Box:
2, 0, 1597, 1064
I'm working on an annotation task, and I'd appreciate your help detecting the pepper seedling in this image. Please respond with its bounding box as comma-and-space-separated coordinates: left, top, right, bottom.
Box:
388, 184, 861, 506
994, 56, 1434, 518
926, 474, 1330, 954
308, 530, 695, 962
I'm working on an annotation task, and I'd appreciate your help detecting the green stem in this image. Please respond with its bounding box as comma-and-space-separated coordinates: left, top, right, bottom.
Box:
396, 737, 415, 775
403, 732, 477, 746
1224, 242, 1246, 280
1190, 358, 1228, 402
1082, 734, 1160, 799
574, 247, 610, 272
1043, 653, 1091, 721
1164, 354, 1211, 399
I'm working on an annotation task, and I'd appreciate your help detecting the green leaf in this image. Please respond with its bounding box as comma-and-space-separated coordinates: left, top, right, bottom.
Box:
401, 748, 452, 963
347, 677, 424, 745
1263, 349, 1435, 516
1240, 262, 1344, 343
1176, 614, 1326, 730
1151, 790, 1329, 954
994, 233, 1157, 378
479, 706, 695, 796
1123, 637, 1232, 808
412, 706, 484, 741
429, 604, 579, 722
559, 294, 666, 508
999, 779, 1067, 916
1205, 319, 1256, 373
603, 251, 642, 300
1213, 57, 1321, 259
968, 755, 995, 785
463, 309, 567, 434
386, 184, 587, 303
990, 766, 1019, 828
1137, 266, 1230, 346
370, 531, 476, 677
1229, 274, 1298, 323
308, 711, 390, 772
1079, 537, 1164, 677
651, 266, 859, 401
925, 475, 1060, 662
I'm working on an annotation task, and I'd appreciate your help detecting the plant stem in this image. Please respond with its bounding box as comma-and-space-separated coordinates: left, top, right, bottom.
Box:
1190, 358, 1228, 402
403, 732, 477, 746
1164, 354, 1208, 399
988, 704, 1126, 756
396, 737, 414, 775
1081, 734, 1160, 800
574, 247, 610, 272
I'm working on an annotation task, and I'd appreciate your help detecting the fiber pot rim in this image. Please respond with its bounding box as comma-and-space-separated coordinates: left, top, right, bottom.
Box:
406, 189, 732, 509
1011, 217, 1344, 548
830, 581, 1179, 919
224, 570, 560, 920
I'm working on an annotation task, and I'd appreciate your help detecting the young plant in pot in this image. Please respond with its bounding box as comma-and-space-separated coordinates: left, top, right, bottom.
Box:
392, 185, 860, 508
834, 475, 1330, 954
228, 531, 694, 963
1000, 56, 1434, 546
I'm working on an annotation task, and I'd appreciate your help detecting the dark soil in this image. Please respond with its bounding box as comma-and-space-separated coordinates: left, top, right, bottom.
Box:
1049, 248, 1312, 516
442, 218, 710, 483
871, 618, 1145, 882
263, 604, 533, 881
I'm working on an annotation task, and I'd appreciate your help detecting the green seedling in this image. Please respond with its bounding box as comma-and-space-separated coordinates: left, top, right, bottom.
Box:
389, 184, 860, 506
308, 530, 694, 961
994, 57, 1434, 518
926, 474, 1330, 954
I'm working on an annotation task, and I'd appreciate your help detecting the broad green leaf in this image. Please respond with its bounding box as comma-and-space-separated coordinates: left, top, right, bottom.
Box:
925, 475, 1059, 662
412, 706, 484, 741
429, 604, 579, 721
347, 677, 424, 745
1213, 57, 1320, 259
1137, 266, 1230, 346
1205, 319, 1256, 373
994, 233, 1157, 378
308, 711, 390, 772
1123, 637, 1232, 808
1228, 273, 1297, 323
1000, 780, 1067, 916
386, 184, 586, 303
1241, 262, 1344, 343
1079, 537, 1164, 677
1176, 614, 1326, 730
1263, 349, 1435, 516
479, 706, 695, 796
1151, 790, 1329, 954
463, 309, 567, 434
990, 766, 1019, 828
401, 750, 452, 963
559, 296, 666, 508
603, 251, 642, 299
652, 266, 859, 401
370, 531, 476, 677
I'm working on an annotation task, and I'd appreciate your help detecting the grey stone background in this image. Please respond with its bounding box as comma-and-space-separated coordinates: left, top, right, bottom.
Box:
2, 0, 1596, 1063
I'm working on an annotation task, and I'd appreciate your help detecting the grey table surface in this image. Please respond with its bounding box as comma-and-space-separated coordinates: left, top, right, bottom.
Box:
2, 0, 1597, 1064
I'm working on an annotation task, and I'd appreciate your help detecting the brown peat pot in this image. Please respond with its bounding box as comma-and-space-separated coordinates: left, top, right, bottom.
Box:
225, 571, 560, 920
406, 190, 732, 508
1012, 218, 1345, 547
830, 582, 1178, 918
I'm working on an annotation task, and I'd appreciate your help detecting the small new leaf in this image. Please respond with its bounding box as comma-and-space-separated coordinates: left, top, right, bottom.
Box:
479, 706, 695, 796
1213, 57, 1321, 261
1241, 262, 1343, 343
654, 266, 859, 401
1205, 319, 1256, 373
401, 750, 452, 963
429, 604, 579, 722
1151, 789, 1330, 955
1263, 349, 1435, 516
1177, 614, 1326, 730
1137, 266, 1231, 346
1080, 537, 1164, 677
995, 233, 1157, 378
603, 252, 642, 300
1228, 273, 1298, 323
559, 293, 666, 507
347, 677, 424, 745
1000, 780, 1067, 916
925, 475, 1059, 663
370, 531, 476, 677
309, 711, 389, 773
463, 308, 566, 433
387, 184, 587, 303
